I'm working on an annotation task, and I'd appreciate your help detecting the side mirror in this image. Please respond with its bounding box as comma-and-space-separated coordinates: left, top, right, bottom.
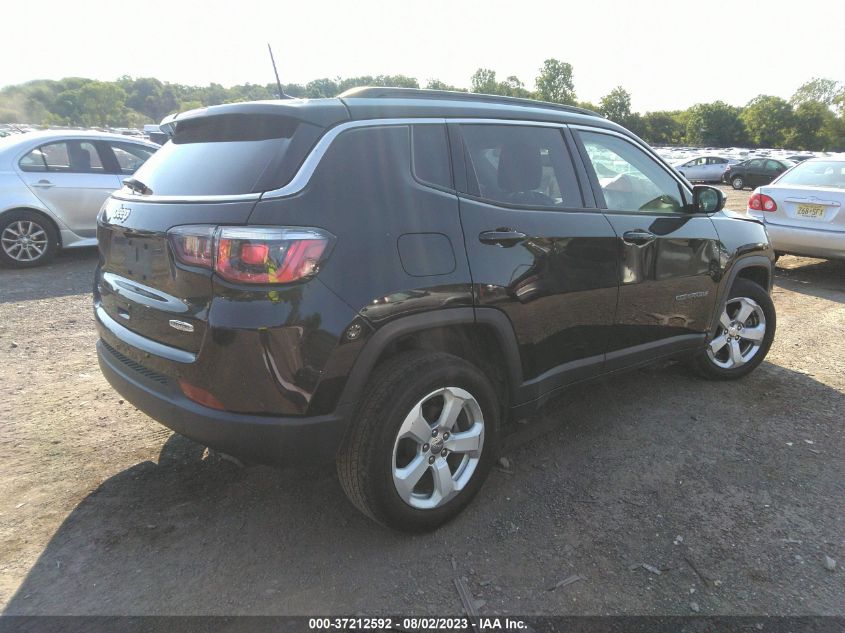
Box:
692, 184, 725, 214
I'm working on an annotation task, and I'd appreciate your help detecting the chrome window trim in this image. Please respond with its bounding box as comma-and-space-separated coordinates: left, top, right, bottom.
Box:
261, 117, 580, 200
104, 117, 640, 204
12, 137, 159, 172
261, 118, 447, 199
569, 123, 694, 197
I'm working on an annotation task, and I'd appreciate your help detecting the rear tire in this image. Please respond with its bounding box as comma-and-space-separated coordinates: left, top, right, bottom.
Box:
337, 350, 500, 532
731, 176, 745, 190
691, 279, 776, 380
0, 210, 58, 268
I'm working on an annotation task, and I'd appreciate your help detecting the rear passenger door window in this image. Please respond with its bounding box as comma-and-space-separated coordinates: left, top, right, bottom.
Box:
411, 125, 452, 190
38, 142, 70, 171
20, 141, 107, 173
458, 124, 582, 208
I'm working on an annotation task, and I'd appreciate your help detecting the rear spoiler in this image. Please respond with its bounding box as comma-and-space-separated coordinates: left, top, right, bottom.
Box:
158, 100, 350, 137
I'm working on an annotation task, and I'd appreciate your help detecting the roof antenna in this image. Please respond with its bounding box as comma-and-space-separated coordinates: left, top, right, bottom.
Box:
267, 43, 291, 99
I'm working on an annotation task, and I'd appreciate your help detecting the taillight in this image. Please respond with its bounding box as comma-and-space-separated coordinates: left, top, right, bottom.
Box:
748, 193, 777, 212
167, 226, 333, 284
168, 225, 216, 268
216, 227, 332, 284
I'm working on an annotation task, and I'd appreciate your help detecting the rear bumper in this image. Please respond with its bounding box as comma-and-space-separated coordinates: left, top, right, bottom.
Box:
97, 339, 350, 466
757, 219, 845, 260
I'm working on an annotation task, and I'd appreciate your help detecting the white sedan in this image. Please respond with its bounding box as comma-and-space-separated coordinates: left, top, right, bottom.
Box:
673, 155, 738, 182
0, 130, 158, 267
746, 158, 845, 260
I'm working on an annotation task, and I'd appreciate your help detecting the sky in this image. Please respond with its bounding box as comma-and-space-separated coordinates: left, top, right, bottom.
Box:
2, 0, 842, 112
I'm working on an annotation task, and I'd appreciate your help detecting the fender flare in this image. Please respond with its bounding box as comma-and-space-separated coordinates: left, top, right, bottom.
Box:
709, 254, 773, 337
336, 307, 523, 409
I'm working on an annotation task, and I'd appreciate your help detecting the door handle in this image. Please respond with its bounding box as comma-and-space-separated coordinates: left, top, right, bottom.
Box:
479, 229, 526, 247
32, 180, 54, 188
622, 230, 656, 245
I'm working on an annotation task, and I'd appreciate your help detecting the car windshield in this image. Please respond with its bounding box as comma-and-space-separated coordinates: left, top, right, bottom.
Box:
776, 160, 845, 189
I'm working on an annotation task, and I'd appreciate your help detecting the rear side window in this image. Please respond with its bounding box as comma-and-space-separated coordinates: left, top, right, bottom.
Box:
109, 142, 156, 174
459, 124, 581, 208
412, 125, 452, 189
128, 114, 321, 196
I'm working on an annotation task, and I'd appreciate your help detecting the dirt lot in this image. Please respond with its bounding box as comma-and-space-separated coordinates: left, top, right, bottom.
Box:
1, 190, 843, 616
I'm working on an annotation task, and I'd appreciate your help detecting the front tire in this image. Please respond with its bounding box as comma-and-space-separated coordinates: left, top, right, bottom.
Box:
337, 351, 500, 532
691, 279, 776, 380
0, 210, 58, 268
731, 176, 745, 190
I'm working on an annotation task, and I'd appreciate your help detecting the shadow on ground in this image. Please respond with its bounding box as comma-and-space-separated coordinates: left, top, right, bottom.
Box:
775, 257, 845, 303
0, 248, 98, 304
4, 359, 843, 616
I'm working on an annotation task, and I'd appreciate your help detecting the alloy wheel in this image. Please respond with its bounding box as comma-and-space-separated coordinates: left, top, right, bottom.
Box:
707, 296, 767, 369
1, 220, 49, 262
391, 386, 484, 510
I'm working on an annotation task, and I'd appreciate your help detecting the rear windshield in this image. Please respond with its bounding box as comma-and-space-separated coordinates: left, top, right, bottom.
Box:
128, 114, 320, 196
776, 160, 845, 189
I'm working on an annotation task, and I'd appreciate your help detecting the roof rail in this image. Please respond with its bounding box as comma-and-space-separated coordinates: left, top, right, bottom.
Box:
338, 86, 601, 118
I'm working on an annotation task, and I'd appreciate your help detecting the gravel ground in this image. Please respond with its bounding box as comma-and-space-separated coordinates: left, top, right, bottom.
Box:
0, 201, 843, 615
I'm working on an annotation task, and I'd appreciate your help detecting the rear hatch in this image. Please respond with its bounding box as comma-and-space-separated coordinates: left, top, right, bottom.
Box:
96, 101, 348, 353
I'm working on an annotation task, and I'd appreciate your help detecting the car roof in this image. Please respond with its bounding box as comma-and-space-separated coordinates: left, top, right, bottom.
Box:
160, 87, 624, 135
802, 156, 845, 162
0, 129, 158, 152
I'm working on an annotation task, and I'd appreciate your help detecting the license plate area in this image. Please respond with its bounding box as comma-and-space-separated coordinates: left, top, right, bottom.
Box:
110, 232, 165, 282
796, 203, 826, 220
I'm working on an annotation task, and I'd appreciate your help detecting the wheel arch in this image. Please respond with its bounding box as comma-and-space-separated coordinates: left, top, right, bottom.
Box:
0, 206, 64, 247
337, 308, 522, 414
709, 255, 773, 337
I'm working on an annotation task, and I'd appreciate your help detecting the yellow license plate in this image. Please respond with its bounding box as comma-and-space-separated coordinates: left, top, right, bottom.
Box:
796, 204, 826, 219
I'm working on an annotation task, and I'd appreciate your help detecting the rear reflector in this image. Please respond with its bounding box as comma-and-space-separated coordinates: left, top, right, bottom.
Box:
179, 380, 225, 410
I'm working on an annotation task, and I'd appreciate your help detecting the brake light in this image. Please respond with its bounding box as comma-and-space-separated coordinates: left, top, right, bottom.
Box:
748, 193, 777, 212
168, 225, 215, 268
215, 227, 332, 284
167, 226, 334, 283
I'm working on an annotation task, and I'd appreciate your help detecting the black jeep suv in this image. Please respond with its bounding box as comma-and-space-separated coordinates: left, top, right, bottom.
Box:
95, 87, 776, 531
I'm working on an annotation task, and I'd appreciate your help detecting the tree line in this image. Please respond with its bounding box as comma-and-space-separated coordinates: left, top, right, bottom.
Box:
1, 60, 843, 151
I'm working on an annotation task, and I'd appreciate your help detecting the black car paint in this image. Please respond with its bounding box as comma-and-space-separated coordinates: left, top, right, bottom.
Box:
94, 95, 774, 465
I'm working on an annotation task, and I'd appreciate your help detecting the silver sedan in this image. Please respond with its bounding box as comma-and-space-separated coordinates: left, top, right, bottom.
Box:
0, 131, 158, 267
747, 158, 845, 260
673, 155, 738, 183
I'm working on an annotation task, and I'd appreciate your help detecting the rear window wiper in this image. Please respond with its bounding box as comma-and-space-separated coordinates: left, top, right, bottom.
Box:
122, 177, 153, 195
